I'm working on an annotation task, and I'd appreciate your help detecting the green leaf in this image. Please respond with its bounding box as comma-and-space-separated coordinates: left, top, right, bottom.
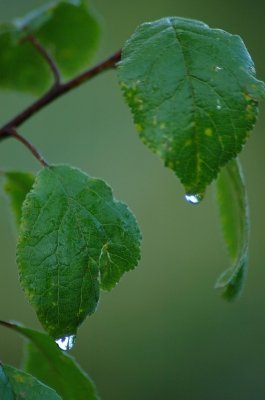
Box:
24, 0, 101, 78
0, 321, 99, 400
0, 0, 101, 95
0, 363, 61, 400
0, 24, 52, 95
215, 158, 249, 301
17, 164, 141, 340
3, 171, 35, 229
118, 17, 265, 198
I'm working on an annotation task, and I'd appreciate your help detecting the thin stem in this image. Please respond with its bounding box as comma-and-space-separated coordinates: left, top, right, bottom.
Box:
0, 48, 122, 141
9, 129, 49, 167
0, 319, 16, 330
26, 34, 61, 85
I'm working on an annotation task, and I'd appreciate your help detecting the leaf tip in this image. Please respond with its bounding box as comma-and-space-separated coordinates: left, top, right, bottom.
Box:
216, 260, 247, 303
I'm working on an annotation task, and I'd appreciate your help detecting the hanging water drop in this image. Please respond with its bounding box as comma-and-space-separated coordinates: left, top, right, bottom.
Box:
185, 194, 203, 204
216, 105, 221, 110
55, 335, 76, 351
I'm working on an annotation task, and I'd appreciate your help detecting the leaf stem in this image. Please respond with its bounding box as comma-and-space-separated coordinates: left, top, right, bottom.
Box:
26, 34, 61, 86
0, 49, 122, 141
9, 129, 49, 167
0, 319, 16, 330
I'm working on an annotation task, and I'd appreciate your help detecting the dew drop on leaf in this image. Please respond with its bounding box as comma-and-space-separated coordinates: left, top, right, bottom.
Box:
185, 194, 203, 204
55, 335, 76, 351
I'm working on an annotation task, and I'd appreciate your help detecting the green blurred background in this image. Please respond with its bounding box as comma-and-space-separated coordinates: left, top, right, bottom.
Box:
0, 0, 265, 399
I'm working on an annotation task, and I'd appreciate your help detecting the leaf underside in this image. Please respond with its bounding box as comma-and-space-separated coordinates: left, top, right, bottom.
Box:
0, 363, 61, 400
17, 165, 141, 339
215, 158, 249, 301
0, 0, 101, 95
0, 321, 98, 400
118, 17, 265, 197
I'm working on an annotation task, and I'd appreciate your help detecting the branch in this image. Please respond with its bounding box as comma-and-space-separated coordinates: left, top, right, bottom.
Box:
26, 34, 61, 85
0, 49, 122, 141
9, 129, 49, 167
0, 320, 16, 330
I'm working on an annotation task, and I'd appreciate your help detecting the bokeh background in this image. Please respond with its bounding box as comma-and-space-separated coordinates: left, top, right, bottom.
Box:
0, 0, 265, 399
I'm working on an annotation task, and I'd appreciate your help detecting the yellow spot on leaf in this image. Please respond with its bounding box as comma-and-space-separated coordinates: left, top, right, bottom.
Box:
135, 124, 142, 132
243, 93, 251, 102
204, 128, 212, 136
160, 122, 165, 129
156, 149, 163, 157
24, 289, 34, 300
184, 139, 192, 146
167, 161, 174, 169
14, 374, 25, 383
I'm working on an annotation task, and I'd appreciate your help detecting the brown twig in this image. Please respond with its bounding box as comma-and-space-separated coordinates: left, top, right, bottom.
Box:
26, 34, 61, 85
0, 49, 122, 142
9, 128, 49, 167
0, 319, 16, 330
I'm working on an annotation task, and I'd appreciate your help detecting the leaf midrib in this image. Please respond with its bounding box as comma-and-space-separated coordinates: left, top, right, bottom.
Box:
168, 18, 200, 189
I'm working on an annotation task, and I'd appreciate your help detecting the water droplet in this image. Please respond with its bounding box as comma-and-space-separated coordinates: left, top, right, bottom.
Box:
216, 99, 221, 110
213, 66, 222, 71
185, 194, 203, 204
55, 335, 76, 351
